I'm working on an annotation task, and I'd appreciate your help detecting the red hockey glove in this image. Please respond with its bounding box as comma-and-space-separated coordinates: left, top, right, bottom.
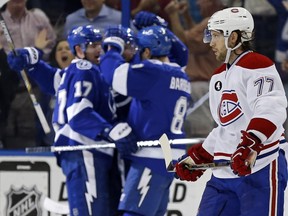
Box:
231, 130, 264, 176
175, 144, 213, 181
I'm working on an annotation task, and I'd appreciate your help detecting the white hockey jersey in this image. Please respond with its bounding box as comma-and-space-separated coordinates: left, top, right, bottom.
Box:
203, 51, 287, 178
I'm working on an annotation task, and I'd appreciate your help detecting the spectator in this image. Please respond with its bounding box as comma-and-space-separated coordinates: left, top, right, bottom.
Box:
63, 0, 123, 36
165, 0, 224, 137
0, 0, 56, 148
48, 39, 74, 69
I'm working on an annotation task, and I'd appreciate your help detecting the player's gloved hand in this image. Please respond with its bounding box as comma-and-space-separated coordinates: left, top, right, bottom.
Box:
102, 122, 138, 157
7, 47, 42, 72
175, 144, 213, 181
102, 26, 125, 55
133, 11, 168, 30
231, 130, 264, 176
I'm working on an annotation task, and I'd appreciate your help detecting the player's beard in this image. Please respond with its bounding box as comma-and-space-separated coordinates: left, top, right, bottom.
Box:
217, 50, 227, 62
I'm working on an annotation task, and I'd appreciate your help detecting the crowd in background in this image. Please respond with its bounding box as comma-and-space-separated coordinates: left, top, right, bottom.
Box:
0, 0, 288, 149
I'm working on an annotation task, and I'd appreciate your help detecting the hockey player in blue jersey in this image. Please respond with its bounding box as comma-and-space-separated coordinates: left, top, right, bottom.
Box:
100, 25, 191, 216
7, 25, 138, 216
102, 18, 189, 121
102, 25, 139, 122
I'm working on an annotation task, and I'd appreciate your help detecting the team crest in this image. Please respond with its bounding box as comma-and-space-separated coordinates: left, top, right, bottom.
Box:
6, 186, 42, 216
218, 90, 243, 126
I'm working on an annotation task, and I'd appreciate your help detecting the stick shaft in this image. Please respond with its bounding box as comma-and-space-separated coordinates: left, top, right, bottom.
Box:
25, 137, 205, 153
0, 14, 51, 134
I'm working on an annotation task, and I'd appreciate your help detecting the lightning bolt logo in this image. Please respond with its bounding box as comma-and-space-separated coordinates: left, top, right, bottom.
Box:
83, 151, 97, 215
137, 168, 152, 207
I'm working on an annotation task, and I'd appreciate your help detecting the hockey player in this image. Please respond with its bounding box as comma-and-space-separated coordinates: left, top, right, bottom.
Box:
101, 25, 139, 121
101, 25, 191, 216
7, 25, 138, 216
175, 7, 288, 216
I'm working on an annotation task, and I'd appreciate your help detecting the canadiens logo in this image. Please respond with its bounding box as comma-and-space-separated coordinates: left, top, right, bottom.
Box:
218, 90, 243, 126
6, 186, 42, 216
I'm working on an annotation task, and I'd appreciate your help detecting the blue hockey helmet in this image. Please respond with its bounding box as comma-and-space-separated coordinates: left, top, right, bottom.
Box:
67, 25, 102, 55
137, 25, 171, 57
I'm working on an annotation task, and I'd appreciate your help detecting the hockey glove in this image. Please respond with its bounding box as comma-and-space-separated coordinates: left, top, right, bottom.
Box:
102, 122, 138, 157
7, 47, 42, 72
175, 144, 213, 181
133, 11, 168, 30
102, 26, 126, 55
231, 130, 264, 176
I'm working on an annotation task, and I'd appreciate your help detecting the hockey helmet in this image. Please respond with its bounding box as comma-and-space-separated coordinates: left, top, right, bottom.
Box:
137, 25, 171, 57
203, 7, 254, 43
67, 25, 102, 55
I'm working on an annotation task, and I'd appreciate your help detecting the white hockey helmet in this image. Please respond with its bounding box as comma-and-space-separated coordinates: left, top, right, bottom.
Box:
204, 7, 254, 43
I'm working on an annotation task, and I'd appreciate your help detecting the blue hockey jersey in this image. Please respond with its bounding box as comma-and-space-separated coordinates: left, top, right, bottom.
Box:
101, 50, 192, 175
52, 59, 116, 149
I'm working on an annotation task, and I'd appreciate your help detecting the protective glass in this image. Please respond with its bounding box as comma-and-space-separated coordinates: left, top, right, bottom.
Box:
203, 28, 212, 43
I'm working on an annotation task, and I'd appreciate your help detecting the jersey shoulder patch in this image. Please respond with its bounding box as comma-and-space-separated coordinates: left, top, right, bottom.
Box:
76, 60, 93, 70
236, 52, 274, 69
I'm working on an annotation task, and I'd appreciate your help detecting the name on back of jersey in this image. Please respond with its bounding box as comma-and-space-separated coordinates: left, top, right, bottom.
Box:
169, 77, 190, 94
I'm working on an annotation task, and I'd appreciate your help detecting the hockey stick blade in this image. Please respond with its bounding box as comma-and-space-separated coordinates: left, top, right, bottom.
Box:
25, 137, 205, 153
159, 133, 175, 172
42, 197, 69, 214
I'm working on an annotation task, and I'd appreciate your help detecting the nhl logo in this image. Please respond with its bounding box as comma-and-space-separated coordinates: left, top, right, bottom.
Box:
6, 186, 42, 216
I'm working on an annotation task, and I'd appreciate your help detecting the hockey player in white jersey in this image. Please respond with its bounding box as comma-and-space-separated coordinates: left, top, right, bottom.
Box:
100, 25, 191, 216
175, 7, 288, 216
7, 25, 138, 216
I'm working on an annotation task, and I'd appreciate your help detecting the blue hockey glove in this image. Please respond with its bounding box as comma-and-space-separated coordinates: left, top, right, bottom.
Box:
102, 26, 126, 55
7, 47, 42, 72
133, 11, 168, 30
102, 122, 138, 157
175, 144, 213, 181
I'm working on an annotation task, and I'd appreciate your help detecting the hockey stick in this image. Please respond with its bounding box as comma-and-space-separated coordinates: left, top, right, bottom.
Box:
159, 133, 175, 171
42, 197, 69, 215
158, 133, 231, 172
0, 13, 51, 134
25, 137, 205, 153
186, 92, 209, 116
